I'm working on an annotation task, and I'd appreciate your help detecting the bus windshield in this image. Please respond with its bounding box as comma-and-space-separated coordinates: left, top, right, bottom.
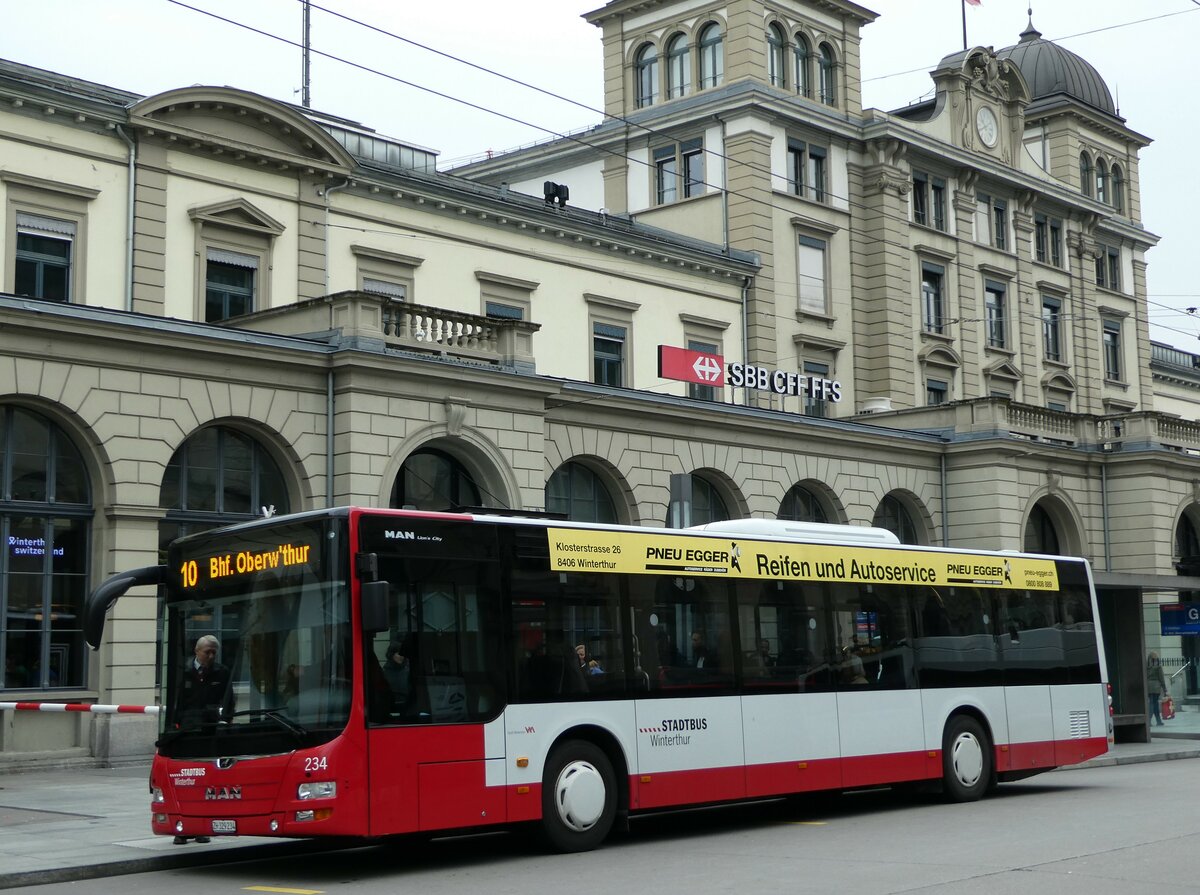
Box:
159, 516, 351, 760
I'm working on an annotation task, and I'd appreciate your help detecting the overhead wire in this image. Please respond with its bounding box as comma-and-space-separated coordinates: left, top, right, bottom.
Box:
163, 0, 1200, 349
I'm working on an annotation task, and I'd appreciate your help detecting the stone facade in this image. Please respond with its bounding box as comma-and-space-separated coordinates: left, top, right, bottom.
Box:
0, 3, 1198, 763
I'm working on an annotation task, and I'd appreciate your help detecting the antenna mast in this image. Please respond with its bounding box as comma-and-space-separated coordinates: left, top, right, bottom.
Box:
301, 0, 312, 107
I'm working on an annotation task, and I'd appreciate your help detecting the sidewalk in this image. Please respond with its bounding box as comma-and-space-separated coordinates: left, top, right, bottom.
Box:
2, 738, 1199, 890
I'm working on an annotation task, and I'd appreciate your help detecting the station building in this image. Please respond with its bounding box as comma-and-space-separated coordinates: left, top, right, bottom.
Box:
1, 0, 1198, 765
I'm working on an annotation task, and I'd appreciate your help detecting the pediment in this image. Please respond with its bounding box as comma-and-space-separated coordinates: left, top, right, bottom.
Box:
919, 344, 962, 368
1041, 370, 1077, 393
129, 87, 354, 173
984, 359, 1023, 383
188, 197, 286, 236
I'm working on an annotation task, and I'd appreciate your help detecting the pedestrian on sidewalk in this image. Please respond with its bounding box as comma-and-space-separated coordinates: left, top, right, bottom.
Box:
1147, 651, 1168, 727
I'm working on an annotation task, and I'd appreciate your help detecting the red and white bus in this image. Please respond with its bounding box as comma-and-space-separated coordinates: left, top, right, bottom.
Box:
86, 508, 1111, 851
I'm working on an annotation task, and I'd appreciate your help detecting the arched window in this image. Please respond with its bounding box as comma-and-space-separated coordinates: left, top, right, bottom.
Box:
767, 24, 786, 88
794, 33, 812, 98
690, 475, 729, 525
392, 447, 482, 511
818, 42, 836, 105
635, 42, 659, 108
1079, 152, 1093, 198
1177, 513, 1200, 563
1110, 164, 1125, 213
1024, 503, 1062, 555
666, 33, 690, 98
1, 406, 92, 690
872, 494, 919, 544
779, 484, 827, 523
546, 461, 618, 524
159, 425, 290, 554
698, 23, 724, 89
1095, 159, 1108, 205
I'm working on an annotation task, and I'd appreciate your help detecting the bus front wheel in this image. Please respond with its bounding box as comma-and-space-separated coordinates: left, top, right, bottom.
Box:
942, 715, 992, 802
540, 739, 616, 852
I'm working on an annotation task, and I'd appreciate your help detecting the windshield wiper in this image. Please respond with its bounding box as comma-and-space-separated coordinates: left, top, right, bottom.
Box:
229, 708, 310, 738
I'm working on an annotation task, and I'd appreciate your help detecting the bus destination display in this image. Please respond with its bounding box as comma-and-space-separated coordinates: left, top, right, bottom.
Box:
177, 541, 314, 590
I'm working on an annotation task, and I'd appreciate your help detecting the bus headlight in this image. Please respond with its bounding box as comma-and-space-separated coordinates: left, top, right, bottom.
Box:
297, 781, 337, 800
151, 787, 164, 804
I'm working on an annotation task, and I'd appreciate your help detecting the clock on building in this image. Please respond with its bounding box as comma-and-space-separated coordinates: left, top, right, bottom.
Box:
976, 105, 999, 148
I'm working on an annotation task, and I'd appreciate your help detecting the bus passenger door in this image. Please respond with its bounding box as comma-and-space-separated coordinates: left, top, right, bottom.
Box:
628, 576, 745, 810
359, 531, 507, 837
999, 592, 1057, 770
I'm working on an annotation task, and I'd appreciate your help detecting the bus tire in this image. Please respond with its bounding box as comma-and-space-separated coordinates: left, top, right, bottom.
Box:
942, 715, 992, 802
540, 739, 616, 852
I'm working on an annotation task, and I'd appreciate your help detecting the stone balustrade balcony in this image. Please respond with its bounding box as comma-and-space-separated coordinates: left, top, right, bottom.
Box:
227, 290, 541, 371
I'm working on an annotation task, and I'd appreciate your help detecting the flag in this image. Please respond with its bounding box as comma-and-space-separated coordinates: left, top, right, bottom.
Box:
964, 0, 982, 6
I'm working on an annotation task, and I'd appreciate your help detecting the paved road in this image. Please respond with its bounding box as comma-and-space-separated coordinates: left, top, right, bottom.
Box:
22, 757, 1200, 895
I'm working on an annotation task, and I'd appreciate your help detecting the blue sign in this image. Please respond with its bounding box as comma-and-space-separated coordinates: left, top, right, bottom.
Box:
1160, 603, 1200, 635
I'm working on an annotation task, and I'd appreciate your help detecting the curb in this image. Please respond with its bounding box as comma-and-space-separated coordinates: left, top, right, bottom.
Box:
0, 839, 337, 891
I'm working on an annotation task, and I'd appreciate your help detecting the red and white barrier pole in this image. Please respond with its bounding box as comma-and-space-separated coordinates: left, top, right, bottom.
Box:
0, 702, 160, 715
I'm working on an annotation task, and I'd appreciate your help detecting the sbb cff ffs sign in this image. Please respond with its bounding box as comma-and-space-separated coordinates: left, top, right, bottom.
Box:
657, 345, 841, 403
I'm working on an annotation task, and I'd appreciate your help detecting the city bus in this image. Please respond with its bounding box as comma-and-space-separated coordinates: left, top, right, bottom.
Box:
85, 507, 1111, 852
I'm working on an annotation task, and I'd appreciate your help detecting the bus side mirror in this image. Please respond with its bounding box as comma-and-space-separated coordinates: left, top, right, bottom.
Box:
360, 581, 390, 633
85, 565, 166, 650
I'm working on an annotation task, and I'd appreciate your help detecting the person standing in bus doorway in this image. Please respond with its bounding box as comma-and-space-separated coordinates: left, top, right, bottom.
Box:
1147, 651, 1169, 727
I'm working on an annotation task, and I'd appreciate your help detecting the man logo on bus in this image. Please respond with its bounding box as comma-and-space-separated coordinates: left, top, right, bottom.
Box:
1003, 559, 1012, 585
730, 543, 741, 572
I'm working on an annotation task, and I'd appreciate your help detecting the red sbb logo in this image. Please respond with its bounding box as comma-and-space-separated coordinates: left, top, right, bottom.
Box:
658, 345, 725, 387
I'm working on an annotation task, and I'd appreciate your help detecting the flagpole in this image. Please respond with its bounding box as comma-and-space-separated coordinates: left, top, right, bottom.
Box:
961, 0, 968, 50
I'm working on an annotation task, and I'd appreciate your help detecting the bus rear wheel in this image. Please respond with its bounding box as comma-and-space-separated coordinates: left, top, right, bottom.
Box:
942, 715, 992, 802
540, 739, 616, 852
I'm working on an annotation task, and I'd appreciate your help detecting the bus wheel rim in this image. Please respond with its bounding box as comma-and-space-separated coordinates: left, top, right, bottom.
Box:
951, 732, 983, 787
554, 760, 605, 832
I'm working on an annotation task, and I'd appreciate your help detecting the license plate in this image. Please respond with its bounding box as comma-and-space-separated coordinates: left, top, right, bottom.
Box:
211, 819, 236, 834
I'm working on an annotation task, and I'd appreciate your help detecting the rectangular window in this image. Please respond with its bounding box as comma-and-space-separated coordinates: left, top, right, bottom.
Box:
593, 322, 626, 387
654, 140, 705, 205
921, 262, 945, 335
14, 213, 74, 303
1095, 243, 1121, 290
786, 139, 827, 203
1042, 296, 1062, 362
1034, 213, 1063, 267
682, 139, 704, 199
654, 145, 677, 205
931, 178, 946, 231
926, 378, 948, 406
688, 339, 719, 401
992, 198, 1008, 250
912, 172, 946, 231
984, 280, 1007, 349
204, 249, 257, 322
976, 193, 1007, 249
912, 172, 928, 226
1102, 319, 1122, 380
803, 360, 830, 418
787, 139, 806, 197
484, 301, 524, 319
362, 277, 407, 301
797, 235, 828, 316
975, 194, 991, 246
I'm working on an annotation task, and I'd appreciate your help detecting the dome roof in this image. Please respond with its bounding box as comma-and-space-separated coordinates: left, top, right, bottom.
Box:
997, 18, 1116, 116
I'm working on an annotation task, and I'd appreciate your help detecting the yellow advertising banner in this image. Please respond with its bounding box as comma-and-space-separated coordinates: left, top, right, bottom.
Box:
547, 528, 1059, 591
